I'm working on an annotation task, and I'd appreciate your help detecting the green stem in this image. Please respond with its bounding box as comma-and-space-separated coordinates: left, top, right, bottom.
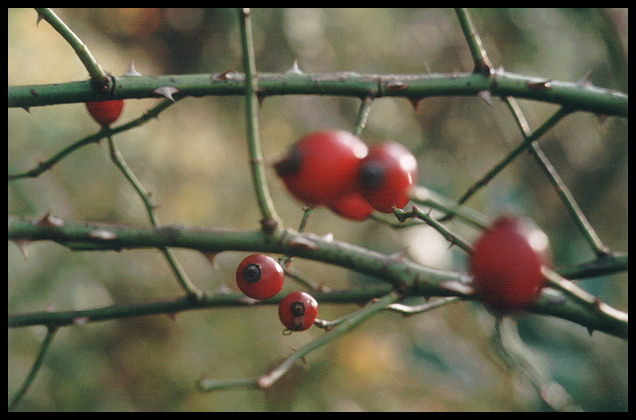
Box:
8, 326, 58, 410
9, 72, 628, 117
238, 8, 280, 231
455, 8, 494, 76
34, 8, 107, 86
503, 97, 610, 256
454, 106, 571, 208
107, 135, 202, 299
197, 292, 402, 391
9, 99, 177, 181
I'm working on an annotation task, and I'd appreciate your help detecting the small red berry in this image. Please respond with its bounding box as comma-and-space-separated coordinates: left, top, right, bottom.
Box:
274, 130, 368, 206
327, 192, 374, 221
278, 291, 318, 332
469, 216, 551, 311
357, 141, 418, 213
85, 99, 124, 127
236, 254, 284, 300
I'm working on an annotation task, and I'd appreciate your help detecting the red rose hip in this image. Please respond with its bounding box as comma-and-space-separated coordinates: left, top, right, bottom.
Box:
278, 291, 318, 332
357, 141, 417, 213
469, 216, 550, 311
274, 130, 368, 206
85, 99, 124, 127
236, 254, 285, 300
327, 192, 374, 221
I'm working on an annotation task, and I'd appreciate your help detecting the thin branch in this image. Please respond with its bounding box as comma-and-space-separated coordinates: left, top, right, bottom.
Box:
455, 8, 494, 76
8, 326, 58, 411
34, 8, 108, 86
452, 106, 572, 209
9, 99, 178, 181
503, 96, 610, 256
197, 292, 402, 391
238, 8, 280, 231
106, 135, 202, 299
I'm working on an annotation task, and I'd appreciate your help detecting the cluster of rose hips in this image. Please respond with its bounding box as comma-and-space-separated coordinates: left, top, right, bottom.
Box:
236, 254, 318, 332
274, 129, 418, 220
85, 105, 550, 313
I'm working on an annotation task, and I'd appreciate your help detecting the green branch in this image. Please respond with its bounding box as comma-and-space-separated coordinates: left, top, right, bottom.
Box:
238, 8, 280, 230
8, 217, 628, 338
8, 71, 628, 117
35, 8, 108, 87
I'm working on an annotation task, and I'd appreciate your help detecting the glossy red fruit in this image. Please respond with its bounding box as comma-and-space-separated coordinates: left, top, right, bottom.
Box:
357, 141, 418, 213
85, 99, 124, 127
469, 216, 551, 311
327, 192, 374, 221
236, 254, 285, 300
278, 291, 318, 332
274, 130, 368, 206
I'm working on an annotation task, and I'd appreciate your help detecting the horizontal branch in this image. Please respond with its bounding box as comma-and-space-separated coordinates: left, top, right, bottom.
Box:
8, 71, 627, 117
8, 286, 394, 329
8, 216, 628, 338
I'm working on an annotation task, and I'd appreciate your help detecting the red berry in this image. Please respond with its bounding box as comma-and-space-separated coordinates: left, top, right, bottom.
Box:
274, 130, 368, 206
327, 192, 374, 221
357, 141, 418, 213
85, 99, 124, 127
278, 291, 318, 332
236, 254, 284, 300
469, 216, 551, 311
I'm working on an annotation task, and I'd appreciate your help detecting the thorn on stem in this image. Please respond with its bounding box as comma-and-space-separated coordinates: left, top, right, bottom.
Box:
153, 86, 179, 102
123, 59, 143, 76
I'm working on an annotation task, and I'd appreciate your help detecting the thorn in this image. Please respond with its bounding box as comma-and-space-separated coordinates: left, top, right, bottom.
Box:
212, 69, 234, 81
321, 232, 334, 242
72, 317, 90, 326
12, 239, 30, 261
594, 113, 609, 133
386, 79, 408, 91
88, 229, 117, 240
153, 86, 179, 102
201, 251, 220, 269
438, 280, 475, 297
577, 69, 595, 86
587, 327, 594, 337
239, 295, 259, 305
525, 79, 553, 91
407, 97, 422, 112
286, 59, 303, 75
288, 236, 319, 251
36, 11, 44, 27
34, 211, 65, 228
123, 59, 143, 76
214, 283, 232, 295
22, 106, 31, 113
477, 90, 493, 106
257, 93, 266, 108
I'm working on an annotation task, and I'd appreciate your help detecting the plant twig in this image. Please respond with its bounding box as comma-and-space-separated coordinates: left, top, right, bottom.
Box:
455, 8, 494, 76
34, 8, 108, 87
8, 99, 177, 181
238, 8, 280, 231
197, 292, 402, 391
503, 96, 610, 256
451, 106, 572, 210
8, 326, 58, 411
107, 135, 202, 299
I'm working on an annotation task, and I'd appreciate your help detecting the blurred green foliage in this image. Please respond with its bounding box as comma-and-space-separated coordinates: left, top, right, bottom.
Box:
8, 8, 627, 411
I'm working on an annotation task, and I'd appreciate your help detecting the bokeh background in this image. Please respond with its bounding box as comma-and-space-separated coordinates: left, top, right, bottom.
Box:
8, 8, 627, 411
